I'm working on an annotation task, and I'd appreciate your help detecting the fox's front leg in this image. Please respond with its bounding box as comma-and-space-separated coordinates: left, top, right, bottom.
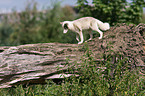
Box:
88, 30, 93, 40
97, 29, 103, 39
78, 31, 84, 44
91, 24, 103, 39
85, 30, 93, 42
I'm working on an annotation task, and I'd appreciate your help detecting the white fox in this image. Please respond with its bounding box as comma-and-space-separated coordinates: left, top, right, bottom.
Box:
60, 17, 110, 44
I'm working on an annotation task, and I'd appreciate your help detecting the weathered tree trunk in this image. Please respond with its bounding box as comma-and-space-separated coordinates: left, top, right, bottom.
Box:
0, 43, 83, 88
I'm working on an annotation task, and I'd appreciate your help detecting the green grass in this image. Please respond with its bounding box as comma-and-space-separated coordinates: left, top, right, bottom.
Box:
142, 13, 145, 23
0, 43, 144, 96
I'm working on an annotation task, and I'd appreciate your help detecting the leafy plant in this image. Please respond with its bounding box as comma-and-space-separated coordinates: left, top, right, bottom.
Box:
76, 0, 145, 25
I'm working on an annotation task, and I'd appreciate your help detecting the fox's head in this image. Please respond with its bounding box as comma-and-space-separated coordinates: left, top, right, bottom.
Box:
60, 21, 70, 33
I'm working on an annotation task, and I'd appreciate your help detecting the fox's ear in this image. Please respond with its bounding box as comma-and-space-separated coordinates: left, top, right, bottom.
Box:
60, 22, 63, 24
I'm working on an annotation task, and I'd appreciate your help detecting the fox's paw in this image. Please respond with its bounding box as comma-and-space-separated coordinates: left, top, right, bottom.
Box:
78, 42, 83, 44
99, 37, 102, 39
88, 38, 92, 41
85, 38, 92, 42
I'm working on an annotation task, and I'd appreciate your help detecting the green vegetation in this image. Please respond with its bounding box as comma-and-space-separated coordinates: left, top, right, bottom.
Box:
77, 0, 145, 25
0, 0, 144, 95
0, 0, 145, 46
0, 1, 77, 46
142, 13, 145, 23
0, 43, 144, 95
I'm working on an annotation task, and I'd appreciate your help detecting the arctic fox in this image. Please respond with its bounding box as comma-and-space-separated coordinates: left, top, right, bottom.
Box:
60, 17, 110, 44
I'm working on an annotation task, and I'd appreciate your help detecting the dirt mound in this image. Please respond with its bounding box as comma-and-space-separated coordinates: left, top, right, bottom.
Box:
87, 23, 145, 72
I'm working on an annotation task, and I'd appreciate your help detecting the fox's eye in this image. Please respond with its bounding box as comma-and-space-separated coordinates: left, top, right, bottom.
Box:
64, 23, 68, 29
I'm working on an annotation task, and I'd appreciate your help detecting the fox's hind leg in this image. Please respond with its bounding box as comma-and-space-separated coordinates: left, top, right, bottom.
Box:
76, 33, 80, 42
78, 31, 84, 44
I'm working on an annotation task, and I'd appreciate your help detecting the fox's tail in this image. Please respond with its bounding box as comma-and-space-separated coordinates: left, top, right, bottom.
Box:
97, 20, 110, 31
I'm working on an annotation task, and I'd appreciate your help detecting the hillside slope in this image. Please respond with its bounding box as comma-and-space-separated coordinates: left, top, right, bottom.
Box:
0, 23, 144, 88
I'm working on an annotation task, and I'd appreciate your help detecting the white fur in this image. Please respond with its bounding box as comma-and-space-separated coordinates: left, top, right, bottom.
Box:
60, 17, 110, 44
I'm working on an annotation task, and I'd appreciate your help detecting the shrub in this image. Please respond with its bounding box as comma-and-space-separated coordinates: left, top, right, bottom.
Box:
76, 0, 145, 25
